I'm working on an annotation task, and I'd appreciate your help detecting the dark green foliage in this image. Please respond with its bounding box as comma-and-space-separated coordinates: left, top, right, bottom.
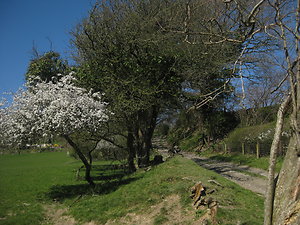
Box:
178, 131, 202, 151
72, 0, 190, 168
71, 0, 241, 168
203, 109, 240, 140
25, 51, 68, 83
155, 123, 170, 136
168, 108, 239, 150
73, 1, 186, 96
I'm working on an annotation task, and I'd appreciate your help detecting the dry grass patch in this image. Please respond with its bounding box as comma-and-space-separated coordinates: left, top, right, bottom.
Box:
105, 194, 201, 225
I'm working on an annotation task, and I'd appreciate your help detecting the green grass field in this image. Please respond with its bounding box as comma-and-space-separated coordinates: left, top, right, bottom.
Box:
0, 151, 264, 225
0, 152, 82, 225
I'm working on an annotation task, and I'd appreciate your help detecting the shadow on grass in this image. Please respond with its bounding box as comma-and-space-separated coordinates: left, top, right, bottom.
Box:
41, 163, 140, 202
44, 177, 139, 202
92, 164, 130, 181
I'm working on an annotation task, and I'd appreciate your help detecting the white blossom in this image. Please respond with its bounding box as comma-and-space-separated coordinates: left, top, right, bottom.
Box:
258, 129, 273, 141
0, 73, 109, 147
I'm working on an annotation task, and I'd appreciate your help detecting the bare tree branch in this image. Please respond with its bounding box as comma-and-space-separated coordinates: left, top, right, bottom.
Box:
264, 92, 291, 225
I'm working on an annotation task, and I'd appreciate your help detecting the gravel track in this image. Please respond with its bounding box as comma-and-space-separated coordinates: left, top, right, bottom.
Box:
153, 138, 267, 196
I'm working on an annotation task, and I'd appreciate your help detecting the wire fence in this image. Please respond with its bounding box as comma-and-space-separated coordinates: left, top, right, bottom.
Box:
215, 137, 289, 158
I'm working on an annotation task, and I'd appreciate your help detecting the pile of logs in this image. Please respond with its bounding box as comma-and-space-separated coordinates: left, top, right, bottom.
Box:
190, 181, 218, 224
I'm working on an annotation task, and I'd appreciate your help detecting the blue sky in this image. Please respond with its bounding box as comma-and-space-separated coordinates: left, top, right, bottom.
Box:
0, 0, 95, 97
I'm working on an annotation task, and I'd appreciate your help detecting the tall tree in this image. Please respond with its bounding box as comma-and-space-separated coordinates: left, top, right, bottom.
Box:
71, 0, 240, 169
262, 1, 300, 224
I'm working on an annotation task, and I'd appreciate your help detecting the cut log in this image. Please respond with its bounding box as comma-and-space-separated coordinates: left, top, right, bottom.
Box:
190, 182, 206, 206
190, 182, 218, 225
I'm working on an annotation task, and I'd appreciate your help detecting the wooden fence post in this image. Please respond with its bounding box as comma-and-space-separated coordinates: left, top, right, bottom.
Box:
224, 143, 227, 154
242, 142, 245, 155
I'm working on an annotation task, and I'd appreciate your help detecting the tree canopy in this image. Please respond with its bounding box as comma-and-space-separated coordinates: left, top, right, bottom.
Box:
25, 51, 68, 83
71, 0, 241, 169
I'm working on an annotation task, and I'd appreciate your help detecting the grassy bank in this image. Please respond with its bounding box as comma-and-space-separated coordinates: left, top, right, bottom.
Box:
0, 152, 264, 224
66, 156, 264, 224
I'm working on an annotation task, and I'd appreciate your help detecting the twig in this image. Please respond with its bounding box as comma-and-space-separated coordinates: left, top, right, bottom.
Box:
208, 179, 224, 188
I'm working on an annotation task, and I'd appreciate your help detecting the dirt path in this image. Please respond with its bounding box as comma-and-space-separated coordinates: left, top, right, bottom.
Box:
153, 138, 268, 197
43, 204, 97, 225
183, 152, 267, 196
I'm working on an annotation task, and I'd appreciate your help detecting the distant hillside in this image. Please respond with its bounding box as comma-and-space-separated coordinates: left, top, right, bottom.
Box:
163, 104, 290, 156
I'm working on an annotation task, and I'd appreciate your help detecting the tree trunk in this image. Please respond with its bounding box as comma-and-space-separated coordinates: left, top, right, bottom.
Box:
84, 163, 94, 187
273, 135, 300, 224
136, 106, 159, 168
264, 94, 291, 225
63, 135, 95, 187
139, 127, 154, 167
272, 5, 300, 221
88, 150, 93, 165
136, 128, 147, 168
143, 131, 152, 165
127, 130, 136, 172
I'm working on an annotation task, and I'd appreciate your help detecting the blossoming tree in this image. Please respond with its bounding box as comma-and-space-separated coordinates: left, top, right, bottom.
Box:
0, 98, 5, 107
0, 73, 109, 186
